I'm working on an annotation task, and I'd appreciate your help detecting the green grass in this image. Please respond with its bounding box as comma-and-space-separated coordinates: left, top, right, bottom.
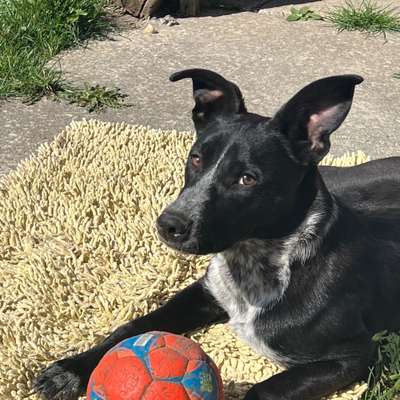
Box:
363, 331, 400, 400
327, 1, 400, 34
0, 0, 121, 108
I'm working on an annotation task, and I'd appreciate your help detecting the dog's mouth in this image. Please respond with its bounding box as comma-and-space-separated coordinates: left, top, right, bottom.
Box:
156, 228, 202, 255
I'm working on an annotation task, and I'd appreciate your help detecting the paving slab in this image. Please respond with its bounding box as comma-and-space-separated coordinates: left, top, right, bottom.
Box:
1, 1, 399, 176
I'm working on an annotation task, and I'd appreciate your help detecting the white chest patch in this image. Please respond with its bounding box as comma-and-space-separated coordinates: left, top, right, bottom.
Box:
204, 253, 291, 365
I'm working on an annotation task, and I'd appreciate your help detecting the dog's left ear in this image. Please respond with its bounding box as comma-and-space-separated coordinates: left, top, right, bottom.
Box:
170, 69, 247, 131
272, 75, 363, 164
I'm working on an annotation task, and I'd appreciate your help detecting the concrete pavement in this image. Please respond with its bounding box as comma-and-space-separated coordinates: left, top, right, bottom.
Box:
1, 1, 399, 175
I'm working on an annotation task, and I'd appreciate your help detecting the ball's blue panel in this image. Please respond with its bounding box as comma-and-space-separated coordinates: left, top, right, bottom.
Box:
115, 332, 160, 358
181, 361, 219, 400
111, 331, 165, 377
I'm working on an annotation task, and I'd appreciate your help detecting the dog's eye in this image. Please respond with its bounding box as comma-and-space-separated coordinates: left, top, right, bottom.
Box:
239, 174, 257, 187
190, 154, 202, 169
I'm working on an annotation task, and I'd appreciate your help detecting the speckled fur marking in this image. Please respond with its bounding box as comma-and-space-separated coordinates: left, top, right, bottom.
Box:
204, 193, 337, 365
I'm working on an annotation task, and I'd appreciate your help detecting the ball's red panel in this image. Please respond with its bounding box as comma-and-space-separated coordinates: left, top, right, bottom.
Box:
150, 335, 166, 351
88, 350, 129, 398
186, 389, 203, 400
89, 350, 116, 388
164, 335, 206, 361
149, 347, 188, 379
142, 381, 190, 400
103, 351, 151, 399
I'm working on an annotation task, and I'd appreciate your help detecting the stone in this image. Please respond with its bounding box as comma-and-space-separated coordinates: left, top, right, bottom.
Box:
143, 23, 158, 33
164, 14, 180, 25
149, 14, 179, 26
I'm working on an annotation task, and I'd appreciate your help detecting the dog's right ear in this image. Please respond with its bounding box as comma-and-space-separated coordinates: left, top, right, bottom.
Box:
170, 69, 247, 131
271, 74, 363, 164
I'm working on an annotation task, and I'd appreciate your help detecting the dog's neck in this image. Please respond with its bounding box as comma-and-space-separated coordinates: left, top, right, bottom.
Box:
220, 172, 337, 307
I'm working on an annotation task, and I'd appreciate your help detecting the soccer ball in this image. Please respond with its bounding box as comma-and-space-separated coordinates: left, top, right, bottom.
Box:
86, 331, 224, 400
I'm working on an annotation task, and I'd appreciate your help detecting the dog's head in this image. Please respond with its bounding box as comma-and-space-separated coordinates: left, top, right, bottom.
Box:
157, 69, 363, 254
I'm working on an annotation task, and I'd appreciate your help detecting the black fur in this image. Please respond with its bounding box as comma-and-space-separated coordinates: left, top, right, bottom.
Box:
33, 69, 400, 400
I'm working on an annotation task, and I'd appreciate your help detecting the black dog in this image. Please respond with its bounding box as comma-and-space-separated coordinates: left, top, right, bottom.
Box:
34, 69, 400, 400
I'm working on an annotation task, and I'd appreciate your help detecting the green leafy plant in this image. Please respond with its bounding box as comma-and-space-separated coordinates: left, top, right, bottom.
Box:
327, 1, 400, 34
57, 84, 131, 113
363, 331, 400, 400
287, 7, 323, 22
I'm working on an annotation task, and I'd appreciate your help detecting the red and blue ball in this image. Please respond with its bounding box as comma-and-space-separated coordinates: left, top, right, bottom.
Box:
86, 331, 224, 400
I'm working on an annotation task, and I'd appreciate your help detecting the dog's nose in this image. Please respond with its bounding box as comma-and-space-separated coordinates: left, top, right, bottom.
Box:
156, 211, 192, 243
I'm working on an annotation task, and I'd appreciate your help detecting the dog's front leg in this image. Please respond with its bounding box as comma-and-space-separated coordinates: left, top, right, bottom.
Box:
33, 278, 227, 400
243, 357, 371, 400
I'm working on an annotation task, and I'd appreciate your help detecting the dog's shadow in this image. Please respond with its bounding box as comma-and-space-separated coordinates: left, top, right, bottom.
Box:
160, 0, 321, 18
223, 380, 253, 400
199, 0, 321, 17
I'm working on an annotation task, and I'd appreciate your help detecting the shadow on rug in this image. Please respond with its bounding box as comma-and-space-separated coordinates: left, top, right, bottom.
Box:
0, 120, 370, 399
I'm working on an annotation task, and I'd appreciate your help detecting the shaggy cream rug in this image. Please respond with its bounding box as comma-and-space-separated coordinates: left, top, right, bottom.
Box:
0, 120, 370, 400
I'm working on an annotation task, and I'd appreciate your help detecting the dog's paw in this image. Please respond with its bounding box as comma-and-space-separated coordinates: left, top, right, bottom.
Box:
33, 357, 89, 400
